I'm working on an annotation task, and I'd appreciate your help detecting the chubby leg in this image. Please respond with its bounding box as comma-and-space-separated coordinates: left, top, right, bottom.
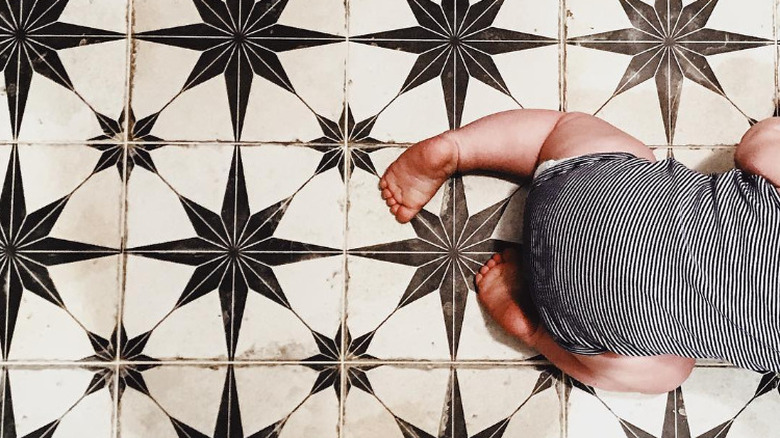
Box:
379, 110, 651, 223
736, 117, 780, 191
380, 109, 565, 223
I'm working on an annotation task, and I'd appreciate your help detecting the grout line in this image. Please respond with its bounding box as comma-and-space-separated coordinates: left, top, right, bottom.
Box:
558, 372, 568, 438
339, 1, 350, 436
113, 0, 134, 437
559, 1, 569, 436
774, 0, 778, 116
559, 0, 567, 112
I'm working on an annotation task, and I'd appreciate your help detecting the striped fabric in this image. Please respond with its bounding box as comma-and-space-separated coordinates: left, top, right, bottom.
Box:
522, 152, 780, 372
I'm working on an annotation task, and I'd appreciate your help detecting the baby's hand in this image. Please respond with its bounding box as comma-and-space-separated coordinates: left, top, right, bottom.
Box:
476, 249, 541, 347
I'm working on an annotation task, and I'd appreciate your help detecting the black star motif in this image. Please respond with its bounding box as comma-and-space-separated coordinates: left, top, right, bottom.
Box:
81, 324, 158, 400
302, 326, 378, 400
388, 368, 557, 438
569, 0, 772, 144
89, 109, 165, 179
0, 0, 123, 138
353, 0, 555, 129
136, 0, 343, 141
309, 106, 379, 181
128, 145, 340, 359
0, 146, 117, 360
351, 177, 515, 359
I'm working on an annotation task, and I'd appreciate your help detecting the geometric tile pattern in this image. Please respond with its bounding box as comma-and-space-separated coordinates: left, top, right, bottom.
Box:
0, 0, 777, 437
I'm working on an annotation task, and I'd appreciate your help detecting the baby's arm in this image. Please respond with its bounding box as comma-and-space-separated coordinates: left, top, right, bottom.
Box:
527, 327, 695, 394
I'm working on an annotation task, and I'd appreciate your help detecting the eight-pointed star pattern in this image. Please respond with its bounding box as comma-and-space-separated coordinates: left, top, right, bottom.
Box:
309, 105, 380, 181
129, 145, 340, 360
351, 176, 516, 359
82, 324, 158, 401
89, 109, 165, 179
136, 0, 344, 141
353, 0, 556, 129
0, 0, 123, 138
569, 0, 772, 144
302, 326, 378, 401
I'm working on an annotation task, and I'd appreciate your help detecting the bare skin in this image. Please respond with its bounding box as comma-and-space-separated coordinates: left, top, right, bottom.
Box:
475, 249, 541, 345
380, 135, 458, 223
379, 109, 780, 394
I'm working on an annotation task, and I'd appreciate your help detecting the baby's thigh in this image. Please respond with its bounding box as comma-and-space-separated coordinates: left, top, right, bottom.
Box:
539, 112, 656, 163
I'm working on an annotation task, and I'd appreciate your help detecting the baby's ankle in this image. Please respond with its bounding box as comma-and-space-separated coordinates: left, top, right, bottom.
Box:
432, 131, 461, 175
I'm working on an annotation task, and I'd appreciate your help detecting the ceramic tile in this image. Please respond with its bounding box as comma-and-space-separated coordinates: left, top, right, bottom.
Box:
0, 365, 115, 437
565, 0, 776, 146
347, 148, 530, 361
124, 144, 344, 361
0, 145, 122, 361
348, 0, 561, 143
0, 0, 128, 142
118, 364, 339, 437
566, 367, 780, 438
343, 364, 562, 438
130, 0, 347, 143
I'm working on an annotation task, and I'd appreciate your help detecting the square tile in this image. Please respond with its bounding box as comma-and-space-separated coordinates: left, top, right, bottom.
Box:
346, 148, 532, 361
566, 367, 780, 438
124, 144, 345, 361
130, 0, 347, 142
0, 365, 115, 437
343, 364, 562, 438
0, 145, 122, 361
119, 364, 339, 437
348, 0, 561, 143
0, 0, 128, 142
565, 0, 776, 146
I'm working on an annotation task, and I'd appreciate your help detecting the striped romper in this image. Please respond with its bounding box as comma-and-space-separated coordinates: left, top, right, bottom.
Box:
522, 152, 780, 372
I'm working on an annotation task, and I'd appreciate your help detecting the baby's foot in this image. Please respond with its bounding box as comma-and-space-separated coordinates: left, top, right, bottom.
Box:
476, 249, 540, 346
380, 135, 459, 223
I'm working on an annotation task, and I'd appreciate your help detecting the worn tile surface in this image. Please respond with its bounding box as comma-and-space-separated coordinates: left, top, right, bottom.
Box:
0, 0, 776, 437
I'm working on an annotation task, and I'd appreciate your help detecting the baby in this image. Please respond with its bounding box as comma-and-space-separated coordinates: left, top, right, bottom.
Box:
379, 110, 780, 395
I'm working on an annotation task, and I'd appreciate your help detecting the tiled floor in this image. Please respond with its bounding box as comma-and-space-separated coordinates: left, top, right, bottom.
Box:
0, 0, 778, 437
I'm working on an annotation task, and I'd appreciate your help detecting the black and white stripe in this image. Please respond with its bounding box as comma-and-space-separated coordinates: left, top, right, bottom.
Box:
522, 152, 780, 372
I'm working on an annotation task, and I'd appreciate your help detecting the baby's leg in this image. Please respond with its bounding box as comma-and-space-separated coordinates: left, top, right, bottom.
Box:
736, 118, 780, 191
380, 110, 652, 223
380, 109, 565, 223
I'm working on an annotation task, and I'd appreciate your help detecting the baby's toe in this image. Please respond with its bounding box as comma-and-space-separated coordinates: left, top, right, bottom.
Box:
386, 197, 397, 207
381, 188, 393, 200
395, 205, 416, 224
